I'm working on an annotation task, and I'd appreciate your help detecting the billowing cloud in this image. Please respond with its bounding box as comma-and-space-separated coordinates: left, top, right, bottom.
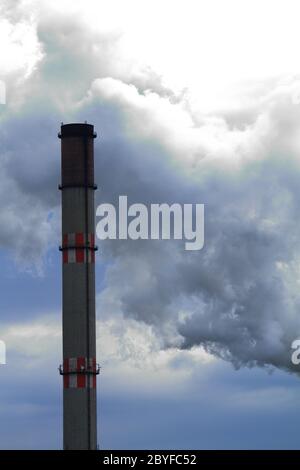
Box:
1, 0, 300, 377
90, 77, 300, 372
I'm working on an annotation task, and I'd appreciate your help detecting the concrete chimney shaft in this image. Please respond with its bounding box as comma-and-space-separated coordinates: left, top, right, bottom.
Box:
59, 123, 98, 450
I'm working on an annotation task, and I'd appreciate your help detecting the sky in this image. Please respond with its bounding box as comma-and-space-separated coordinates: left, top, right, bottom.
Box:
1, 0, 300, 449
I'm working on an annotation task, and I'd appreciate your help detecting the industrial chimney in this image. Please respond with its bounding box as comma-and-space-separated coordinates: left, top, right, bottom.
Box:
58, 123, 99, 450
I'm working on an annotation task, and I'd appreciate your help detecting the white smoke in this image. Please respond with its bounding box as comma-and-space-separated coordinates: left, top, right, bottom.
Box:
1, 0, 300, 372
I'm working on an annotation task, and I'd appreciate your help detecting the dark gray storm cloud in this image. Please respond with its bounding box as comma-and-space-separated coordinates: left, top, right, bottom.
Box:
85, 81, 300, 373
1, 1, 300, 373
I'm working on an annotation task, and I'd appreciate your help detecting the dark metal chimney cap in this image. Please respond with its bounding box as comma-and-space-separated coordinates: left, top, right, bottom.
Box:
58, 123, 97, 139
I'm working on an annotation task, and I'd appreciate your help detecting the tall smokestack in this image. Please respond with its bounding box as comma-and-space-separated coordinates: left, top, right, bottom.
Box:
58, 123, 99, 450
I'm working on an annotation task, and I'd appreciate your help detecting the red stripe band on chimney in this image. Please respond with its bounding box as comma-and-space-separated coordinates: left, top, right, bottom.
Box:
63, 357, 97, 389
62, 233, 95, 264
63, 358, 69, 388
